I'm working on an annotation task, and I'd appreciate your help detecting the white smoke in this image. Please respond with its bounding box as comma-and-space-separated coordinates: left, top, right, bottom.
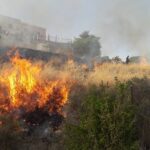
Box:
0, 0, 150, 58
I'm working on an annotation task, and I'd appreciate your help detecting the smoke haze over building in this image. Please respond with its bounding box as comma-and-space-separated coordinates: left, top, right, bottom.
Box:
0, 0, 150, 58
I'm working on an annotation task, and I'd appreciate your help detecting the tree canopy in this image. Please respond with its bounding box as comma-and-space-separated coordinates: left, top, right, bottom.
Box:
73, 31, 101, 59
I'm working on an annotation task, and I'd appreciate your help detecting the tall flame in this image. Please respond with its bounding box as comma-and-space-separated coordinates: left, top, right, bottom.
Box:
0, 53, 69, 114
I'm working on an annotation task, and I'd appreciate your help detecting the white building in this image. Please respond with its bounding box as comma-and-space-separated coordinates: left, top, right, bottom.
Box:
0, 15, 72, 55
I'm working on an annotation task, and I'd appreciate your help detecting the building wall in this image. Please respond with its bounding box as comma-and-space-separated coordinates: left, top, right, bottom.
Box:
0, 15, 72, 55
0, 15, 46, 48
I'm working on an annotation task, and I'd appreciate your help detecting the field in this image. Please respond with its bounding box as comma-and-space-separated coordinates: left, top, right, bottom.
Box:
55, 62, 150, 150
45, 61, 150, 85
0, 58, 150, 150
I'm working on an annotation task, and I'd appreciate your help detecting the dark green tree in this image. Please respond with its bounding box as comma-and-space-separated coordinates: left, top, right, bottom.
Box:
73, 31, 101, 59
112, 56, 123, 63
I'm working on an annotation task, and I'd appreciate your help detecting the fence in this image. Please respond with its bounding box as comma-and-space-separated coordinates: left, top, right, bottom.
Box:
46, 34, 72, 43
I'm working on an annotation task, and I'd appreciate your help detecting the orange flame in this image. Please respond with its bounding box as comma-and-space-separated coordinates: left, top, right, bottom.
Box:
0, 53, 69, 114
140, 57, 149, 66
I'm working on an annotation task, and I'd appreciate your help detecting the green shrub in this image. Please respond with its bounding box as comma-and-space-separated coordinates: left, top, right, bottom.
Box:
65, 81, 139, 150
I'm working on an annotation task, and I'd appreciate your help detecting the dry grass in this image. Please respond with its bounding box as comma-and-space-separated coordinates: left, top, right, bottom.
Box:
2, 59, 150, 86
41, 61, 150, 85
87, 63, 150, 84
40, 60, 87, 84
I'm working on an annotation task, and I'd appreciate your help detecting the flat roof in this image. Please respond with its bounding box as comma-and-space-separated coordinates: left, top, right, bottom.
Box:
0, 14, 46, 31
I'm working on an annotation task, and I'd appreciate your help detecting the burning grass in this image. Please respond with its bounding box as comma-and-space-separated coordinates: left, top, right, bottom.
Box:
0, 51, 150, 149
0, 52, 150, 121
0, 52, 70, 130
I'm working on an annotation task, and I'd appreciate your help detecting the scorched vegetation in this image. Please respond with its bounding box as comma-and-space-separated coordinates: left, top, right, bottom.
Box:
0, 51, 150, 150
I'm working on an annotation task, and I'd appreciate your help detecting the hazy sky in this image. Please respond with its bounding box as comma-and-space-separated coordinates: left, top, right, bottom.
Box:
0, 0, 150, 58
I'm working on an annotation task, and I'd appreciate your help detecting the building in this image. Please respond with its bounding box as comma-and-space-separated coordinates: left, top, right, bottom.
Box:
0, 15, 72, 55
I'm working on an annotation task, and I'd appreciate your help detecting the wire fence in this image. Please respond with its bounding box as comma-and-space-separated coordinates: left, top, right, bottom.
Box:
46, 35, 72, 43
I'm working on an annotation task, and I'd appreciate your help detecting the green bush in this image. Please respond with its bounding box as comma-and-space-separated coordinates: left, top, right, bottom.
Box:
65, 81, 139, 150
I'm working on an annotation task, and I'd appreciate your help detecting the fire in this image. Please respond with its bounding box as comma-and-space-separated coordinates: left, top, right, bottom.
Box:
140, 57, 149, 66
6, 55, 40, 106
0, 53, 69, 115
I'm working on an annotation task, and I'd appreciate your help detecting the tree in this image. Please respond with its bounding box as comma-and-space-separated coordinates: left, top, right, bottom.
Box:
73, 31, 101, 59
112, 56, 123, 64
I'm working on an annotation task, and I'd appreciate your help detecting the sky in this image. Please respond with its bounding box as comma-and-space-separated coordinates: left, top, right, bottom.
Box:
0, 0, 150, 58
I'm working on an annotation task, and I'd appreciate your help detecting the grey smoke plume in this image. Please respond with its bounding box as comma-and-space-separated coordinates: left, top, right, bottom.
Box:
94, 0, 150, 58
0, 0, 150, 58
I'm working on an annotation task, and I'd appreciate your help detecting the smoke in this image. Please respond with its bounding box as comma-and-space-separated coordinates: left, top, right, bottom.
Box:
0, 0, 86, 37
0, 0, 150, 58
94, 0, 150, 58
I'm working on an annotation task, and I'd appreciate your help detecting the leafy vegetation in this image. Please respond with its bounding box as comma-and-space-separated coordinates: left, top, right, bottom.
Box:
73, 31, 101, 59
0, 58, 150, 149
65, 81, 139, 150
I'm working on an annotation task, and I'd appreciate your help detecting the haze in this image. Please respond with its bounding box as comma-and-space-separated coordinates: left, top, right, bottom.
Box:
0, 0, 150, 58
